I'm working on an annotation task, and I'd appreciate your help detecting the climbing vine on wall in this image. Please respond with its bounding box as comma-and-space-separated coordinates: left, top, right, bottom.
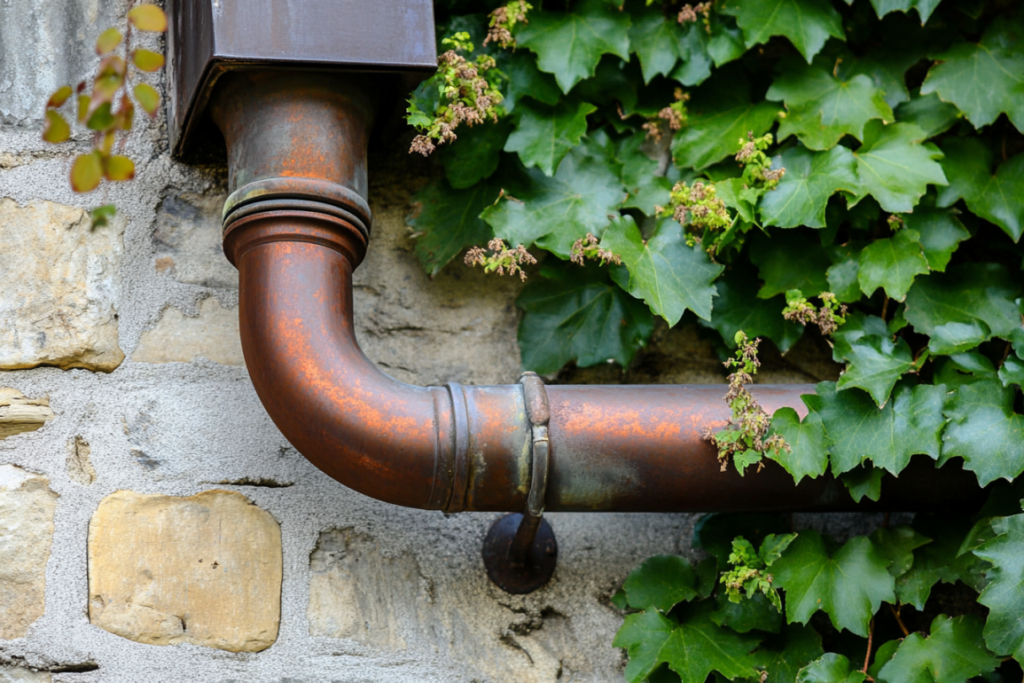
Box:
410, 0, 1024, 679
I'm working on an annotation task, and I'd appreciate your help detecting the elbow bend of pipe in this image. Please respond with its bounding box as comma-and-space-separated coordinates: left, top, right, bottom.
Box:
223, 210, 987, 514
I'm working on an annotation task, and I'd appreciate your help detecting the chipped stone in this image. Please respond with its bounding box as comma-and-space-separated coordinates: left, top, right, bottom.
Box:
0, 667, 51, 682
0, 389, 54, 440
307, 529, 579, 681
0, 199, 123, 372
66, 436, 95, 485
0, 466, 58, 640
133, 298, 244, 366
88, 490, 282, 652
152, 193, 236, 289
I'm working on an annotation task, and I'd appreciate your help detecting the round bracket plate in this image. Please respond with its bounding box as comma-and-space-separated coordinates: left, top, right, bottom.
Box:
482, 513, 557, 594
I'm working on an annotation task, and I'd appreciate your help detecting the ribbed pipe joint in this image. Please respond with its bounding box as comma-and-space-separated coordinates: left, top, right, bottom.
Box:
223, 208, 369, 270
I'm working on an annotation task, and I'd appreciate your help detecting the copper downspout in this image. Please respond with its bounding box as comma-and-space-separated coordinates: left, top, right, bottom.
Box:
211, 71, 982, 592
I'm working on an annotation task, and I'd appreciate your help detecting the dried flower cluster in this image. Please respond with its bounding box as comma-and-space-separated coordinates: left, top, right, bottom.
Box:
570, 233, 622, 266
678, 2, 712, 27
703, 332, 790, 476
656, 180, 732, 235
887, 213, 904, 229
407, 33, 505, 156
782, 290, 848, 336
464, 238, 537, 281
644, 88, 689, 142
720, 534, 794, 612
736, 132, 785, 191
483, 1, 532, 49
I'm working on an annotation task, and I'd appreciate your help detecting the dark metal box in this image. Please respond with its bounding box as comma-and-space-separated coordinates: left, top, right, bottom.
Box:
167, 0, 437, 159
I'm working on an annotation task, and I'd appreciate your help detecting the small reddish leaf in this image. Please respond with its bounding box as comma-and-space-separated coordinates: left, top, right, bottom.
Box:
71, 152, 103, 193
77, 95, 90, 123
42, 110, 70, 143
128, 5, 168, 31
116, 95, 135, 130
133, 83, 160, 117
104, 155, 135, 181
131, 49, 165, 72
96, 27, 122, 55
86, 102, 116, 131
76, 80, 87, 94
46, 86, 73, 109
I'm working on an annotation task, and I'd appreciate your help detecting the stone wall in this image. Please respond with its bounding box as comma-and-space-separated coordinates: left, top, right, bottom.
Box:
0, 1, 850, 681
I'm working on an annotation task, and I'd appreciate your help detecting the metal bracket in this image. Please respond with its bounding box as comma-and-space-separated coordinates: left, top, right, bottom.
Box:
482, 372, 558, 594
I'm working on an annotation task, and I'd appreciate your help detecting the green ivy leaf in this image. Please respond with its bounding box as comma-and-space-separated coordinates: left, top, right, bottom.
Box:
704, 267, 804, 353
518, 0, 632, 93
483, 152, 625, 258
629, 9, 682, 83
773, 530, 894, 636
902, 206, 969, 272
601, 216, 723, 325
974, 513, 1024, 661
614, 602, 762, 683
710, 591, 782, 634
670, 23, 713, 87
769, 407, 829, 484
920, 19, 1024, 132
857, 228, 930, 301
876, 615, 999, 683
894, 91, 962, 138
671, 68, 781, 169
516, 265, 653, 374
905, 262, 1022, 353
502, 51, 561, 114
840, 466, 885, 503
769, 60, 894, 150
753, 624, 825, 683
796, 653, 868, 683
816, 382, 945, 474
999, 354, 1024, 387
870, 525, 932, 578
440, 120, 512, 189
750, 230, 831, 299
505, 99, 597, 176
409, 178, 500, 277
720, 0, 844, 63
897, 513, 988, 610
759, 146, 860, 228
834, 334, 917, 408
623, 555, 699, 612
869, 0, 942, 23
851, 121, 948, 213
941, 379, 1024, 486
936, 136, 1024, 242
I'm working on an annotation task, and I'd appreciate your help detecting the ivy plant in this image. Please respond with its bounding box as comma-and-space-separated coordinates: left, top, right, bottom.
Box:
407, 0, 1024, 679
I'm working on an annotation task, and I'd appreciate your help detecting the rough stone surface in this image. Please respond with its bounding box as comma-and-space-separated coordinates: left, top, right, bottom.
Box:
0, 667, 51, 682
0, 389, 54, 440
65, 436, 95, 486
152, 193, 236, 289
0, 199, 124, 372
0, 466, 58, 640
133, 298, 244, 366
88, 489, 282, 652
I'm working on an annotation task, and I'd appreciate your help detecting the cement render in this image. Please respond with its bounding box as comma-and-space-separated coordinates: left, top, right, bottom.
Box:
0, 1, 870, 680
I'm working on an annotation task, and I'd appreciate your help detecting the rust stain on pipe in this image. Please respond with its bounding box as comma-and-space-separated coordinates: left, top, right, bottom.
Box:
212, 70, 985, 516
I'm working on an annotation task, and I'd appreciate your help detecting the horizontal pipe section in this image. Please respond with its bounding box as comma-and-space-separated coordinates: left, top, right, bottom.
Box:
215, 69, 984, 516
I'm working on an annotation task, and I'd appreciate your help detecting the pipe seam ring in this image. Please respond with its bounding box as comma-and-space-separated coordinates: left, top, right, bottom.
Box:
519, 372, 550, 518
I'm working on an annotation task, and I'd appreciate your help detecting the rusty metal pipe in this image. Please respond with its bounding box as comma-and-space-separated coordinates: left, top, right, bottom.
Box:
212, 70, 984, 518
